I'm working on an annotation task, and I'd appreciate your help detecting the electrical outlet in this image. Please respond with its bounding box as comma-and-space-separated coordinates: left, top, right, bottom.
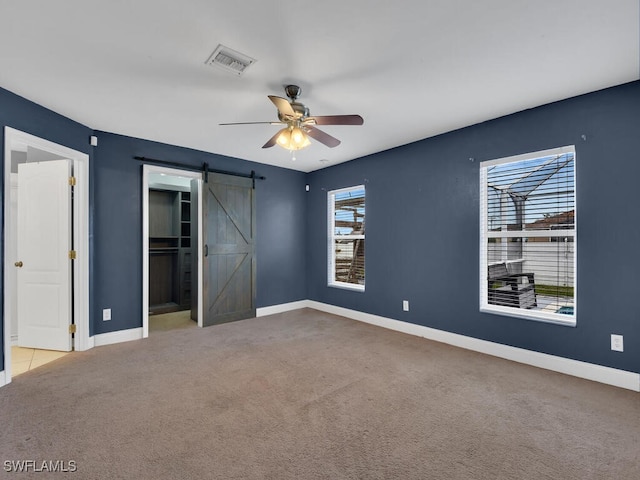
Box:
402, 300, 409, 312
611, 334, 623, 352
103, 308, 112, 321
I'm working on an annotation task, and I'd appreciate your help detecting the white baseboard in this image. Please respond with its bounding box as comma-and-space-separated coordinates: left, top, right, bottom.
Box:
10, 335, 18, 346
305, 300, 640, 392
0, 369, 6, 387
94, 328, 143, 347
80, 335, 95, 351
256, 300, 310, 317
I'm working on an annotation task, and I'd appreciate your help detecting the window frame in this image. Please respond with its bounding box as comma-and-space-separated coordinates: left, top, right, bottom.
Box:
327, 185, 365, 292
479, 146, 577, 327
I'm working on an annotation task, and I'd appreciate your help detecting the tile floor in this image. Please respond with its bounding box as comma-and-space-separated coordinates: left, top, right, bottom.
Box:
11, 346, 70, 376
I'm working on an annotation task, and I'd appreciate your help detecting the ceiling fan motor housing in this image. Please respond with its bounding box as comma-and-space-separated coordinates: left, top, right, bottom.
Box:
284, 84, 302, 101
277, 102, 309, 123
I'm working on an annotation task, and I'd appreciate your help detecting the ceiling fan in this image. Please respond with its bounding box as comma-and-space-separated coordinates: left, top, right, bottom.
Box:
220, 85, 364, 151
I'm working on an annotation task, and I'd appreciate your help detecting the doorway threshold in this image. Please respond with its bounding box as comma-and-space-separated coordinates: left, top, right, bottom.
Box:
11, 346, 70, 376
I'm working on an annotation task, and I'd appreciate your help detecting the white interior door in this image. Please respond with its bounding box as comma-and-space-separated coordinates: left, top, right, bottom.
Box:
16, 159, 72, 351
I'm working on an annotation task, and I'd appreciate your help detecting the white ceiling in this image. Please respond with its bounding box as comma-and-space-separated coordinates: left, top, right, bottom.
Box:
0, 1, 638, 173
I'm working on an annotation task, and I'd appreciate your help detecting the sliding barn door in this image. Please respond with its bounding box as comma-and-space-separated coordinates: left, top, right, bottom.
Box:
202, 173, 256, 326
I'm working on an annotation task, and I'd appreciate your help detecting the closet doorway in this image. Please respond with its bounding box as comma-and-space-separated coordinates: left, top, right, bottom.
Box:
142, 166, 202, 337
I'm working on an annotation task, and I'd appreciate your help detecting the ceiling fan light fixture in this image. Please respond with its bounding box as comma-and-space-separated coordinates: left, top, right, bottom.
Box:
276, 126, 311, 151
291, 127, 306, 145
299, 135, 312, 149
276, 128, 291, 146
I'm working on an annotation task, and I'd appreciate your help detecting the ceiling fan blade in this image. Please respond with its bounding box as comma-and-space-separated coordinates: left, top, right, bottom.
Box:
305, 126, 341, 148
219, 121, 283, 126
262, 128, 286, 148
268, 95, 296, 118
307, 114, 364, 126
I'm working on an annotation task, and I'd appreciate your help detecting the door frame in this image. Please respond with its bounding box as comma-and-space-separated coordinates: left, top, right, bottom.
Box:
2, 127, 91, 385
142, 164, 203, 336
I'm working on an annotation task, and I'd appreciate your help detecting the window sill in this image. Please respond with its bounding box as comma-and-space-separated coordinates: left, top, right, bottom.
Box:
480, 305, 576, 327
328, 282, 365, 293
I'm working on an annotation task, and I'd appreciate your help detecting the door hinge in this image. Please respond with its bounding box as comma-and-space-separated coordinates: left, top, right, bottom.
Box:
69, 250, 77, 260
69, 324, 77, 334
69, 176, 76, 186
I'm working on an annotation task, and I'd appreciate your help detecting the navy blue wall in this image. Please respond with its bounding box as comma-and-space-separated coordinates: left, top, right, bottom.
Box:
0, 88, 93, 372
92, 132, 307, 334
306, 81, 640, 374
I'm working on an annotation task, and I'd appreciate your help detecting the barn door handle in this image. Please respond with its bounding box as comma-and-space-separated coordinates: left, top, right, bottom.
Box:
204, 245, 208, 257
14, 261, 23, 268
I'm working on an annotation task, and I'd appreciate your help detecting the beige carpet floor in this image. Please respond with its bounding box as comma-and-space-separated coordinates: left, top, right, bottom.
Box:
0, 308, 638, 479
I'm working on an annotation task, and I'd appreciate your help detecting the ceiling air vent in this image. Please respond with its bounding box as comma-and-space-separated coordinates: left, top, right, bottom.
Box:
205, 45, 256, 76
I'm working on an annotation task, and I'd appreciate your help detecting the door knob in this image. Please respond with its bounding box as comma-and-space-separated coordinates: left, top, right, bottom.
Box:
14, 261, 23, 268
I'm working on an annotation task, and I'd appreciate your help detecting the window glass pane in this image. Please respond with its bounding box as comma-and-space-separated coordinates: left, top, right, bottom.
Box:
334, 239, 365, 285
334, 188, 365, 236
487, 153, 574, 233
487, 237, 574, 313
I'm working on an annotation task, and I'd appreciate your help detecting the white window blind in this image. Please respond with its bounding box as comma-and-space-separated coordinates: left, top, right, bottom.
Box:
328, 185, 365, 290
480, 146, 576, 326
